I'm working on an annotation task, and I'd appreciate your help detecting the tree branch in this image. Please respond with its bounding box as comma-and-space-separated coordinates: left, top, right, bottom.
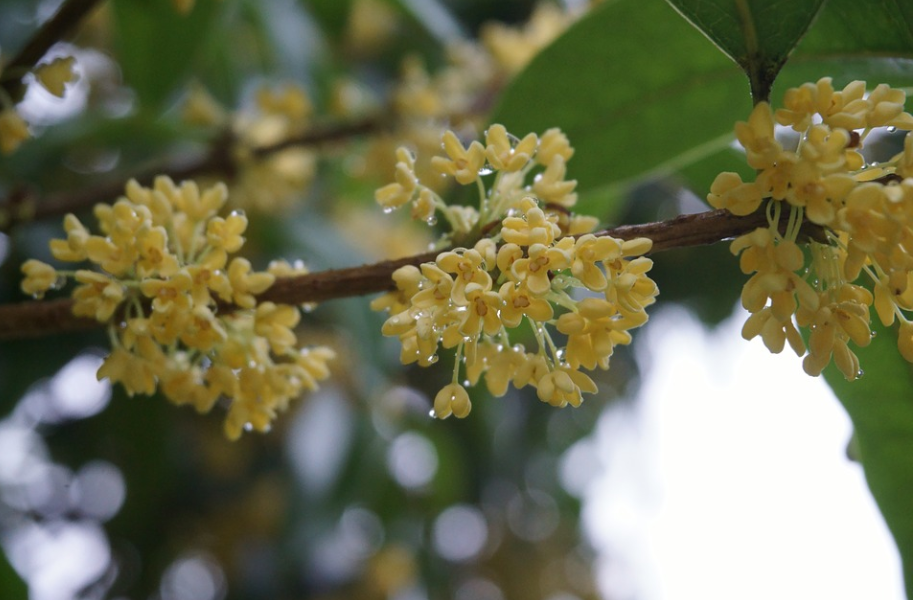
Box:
0, 0, 105, 103
0, 116, 384, 231
0, 208, 772, 342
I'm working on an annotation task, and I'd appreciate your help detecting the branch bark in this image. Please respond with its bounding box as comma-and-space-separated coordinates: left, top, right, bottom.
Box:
0, 116, 384, 231
0, 208, 772, 342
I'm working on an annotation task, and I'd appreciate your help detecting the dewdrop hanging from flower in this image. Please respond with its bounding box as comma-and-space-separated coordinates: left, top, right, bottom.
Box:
371, 124, 658, 418
20, 176, 334, 439
708, 77, 913, 381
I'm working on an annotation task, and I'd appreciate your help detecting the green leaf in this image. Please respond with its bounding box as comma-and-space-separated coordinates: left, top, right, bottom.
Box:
491, 0, 750, 219
112, 0, 222, 108
824, 322, 913, 592
665, 0, 826, 102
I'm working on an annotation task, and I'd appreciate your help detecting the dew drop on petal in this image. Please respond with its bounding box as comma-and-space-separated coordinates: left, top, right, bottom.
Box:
243, 422, 254, 432
856, 369, 865, 379
382, 206, 395, 214
478, 163, 495, 176
463, 380, 471, 387
887, 126, 898, 133
51, 274, 67, 290
429, 409, 437, 418
425, 216, 438, 226
230, 209, 246, 217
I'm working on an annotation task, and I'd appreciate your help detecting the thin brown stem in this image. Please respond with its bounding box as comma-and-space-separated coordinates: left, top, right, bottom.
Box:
0, 116, 384, 231
0, 208, 772, 342
0, 0, 105, 103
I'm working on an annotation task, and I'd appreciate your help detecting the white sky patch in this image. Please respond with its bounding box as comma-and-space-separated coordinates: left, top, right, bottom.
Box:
582, 306, 904, 600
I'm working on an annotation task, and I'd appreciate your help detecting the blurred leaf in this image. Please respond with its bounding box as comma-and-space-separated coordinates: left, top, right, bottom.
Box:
824, 322, 913, 590
0, 548, 25, 600
112, 0, 221, 108
665, 0, 825, 102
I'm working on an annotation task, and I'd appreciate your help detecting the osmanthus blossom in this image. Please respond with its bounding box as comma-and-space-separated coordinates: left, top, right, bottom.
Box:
21, 176, 333, 440
710, 78, 913, 381
372, 125, 657, 417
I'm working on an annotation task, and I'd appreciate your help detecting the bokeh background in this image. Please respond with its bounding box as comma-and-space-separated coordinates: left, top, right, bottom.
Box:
0, 0, 906, 599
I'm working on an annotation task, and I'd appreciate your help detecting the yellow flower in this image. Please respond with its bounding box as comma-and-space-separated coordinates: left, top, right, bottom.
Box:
433, 383, 471, 419
537, 128, 574, 165
376, 147, 419, 210
140, 270, 194, 314
498, 281, 553, 328
206, 211, 248, 253
735, 102, 782, 170
485, 124, 537, 172
501, 199, 561, 246
73, 270, 125, 321
531, 155, 577, 207
0, 109, 30, 155
556, 298, 633, 370
136, 226, 180, 278
21, 260, 59, 298
49, 214, 90, 262
255, 302, 301, 355
228, 257, 275, 308
536, 367, 597, 408
34, 56, 78, 98
436, 249, 492, 304
509, 243, 570, 295
460, 283, 503, 338
707, 172, 764, 216
431, 130, 486, 184
179, 305, 227, 351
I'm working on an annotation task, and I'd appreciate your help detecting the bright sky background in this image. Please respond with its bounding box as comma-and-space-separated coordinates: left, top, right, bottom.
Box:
581, 305, 904, 600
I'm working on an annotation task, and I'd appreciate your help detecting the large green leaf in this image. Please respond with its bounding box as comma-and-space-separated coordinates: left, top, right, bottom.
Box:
491, 0, 749, 219
492, 0, 913, 220
112, 0, 222, 108
665, 0, 825, 103
823, 323, 913, 594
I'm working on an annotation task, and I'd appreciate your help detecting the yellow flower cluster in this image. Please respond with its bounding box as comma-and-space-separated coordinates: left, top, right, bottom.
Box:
182, 83, 317, 213
709, 78, 913, 380
372, 126, 657, 418
0, 55, 79, 155
21, 176, 334, 439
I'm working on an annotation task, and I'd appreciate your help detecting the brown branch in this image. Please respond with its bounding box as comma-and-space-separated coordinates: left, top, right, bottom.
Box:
0, 116, 384, 232
0, 0, 105, 103
0, 208, 773, 342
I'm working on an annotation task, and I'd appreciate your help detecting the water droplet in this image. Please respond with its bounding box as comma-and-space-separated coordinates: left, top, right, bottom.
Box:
429, 409, 437, 418
462, 379, 471, 387
302, 303, 316, 313
31, 292, 43, 300
887, 126, 898, 133
230, 209, 246, 217
555, 348, 566, 360
428, 355, 439, 364
425, 216, 438, 226
51, 274, 67, 290
382, 206, 395, 214
478, 162, 495, 176
856, 369, 865, 379
243, 422, 254, 432
870, 330, 877, 338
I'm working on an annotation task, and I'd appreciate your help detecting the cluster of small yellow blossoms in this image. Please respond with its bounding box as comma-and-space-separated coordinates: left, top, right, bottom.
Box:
182, 83, 317, 213
351, 3, 579, 198
709, 77, 913, 380
0, 55, 78, 154
372, 125, 658, 418
21, 176, 334, 439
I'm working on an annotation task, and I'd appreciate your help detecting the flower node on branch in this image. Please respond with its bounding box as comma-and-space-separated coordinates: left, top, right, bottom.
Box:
20, 176, 334, 439
371, 125, 658, 418
710, 77, 913, 380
